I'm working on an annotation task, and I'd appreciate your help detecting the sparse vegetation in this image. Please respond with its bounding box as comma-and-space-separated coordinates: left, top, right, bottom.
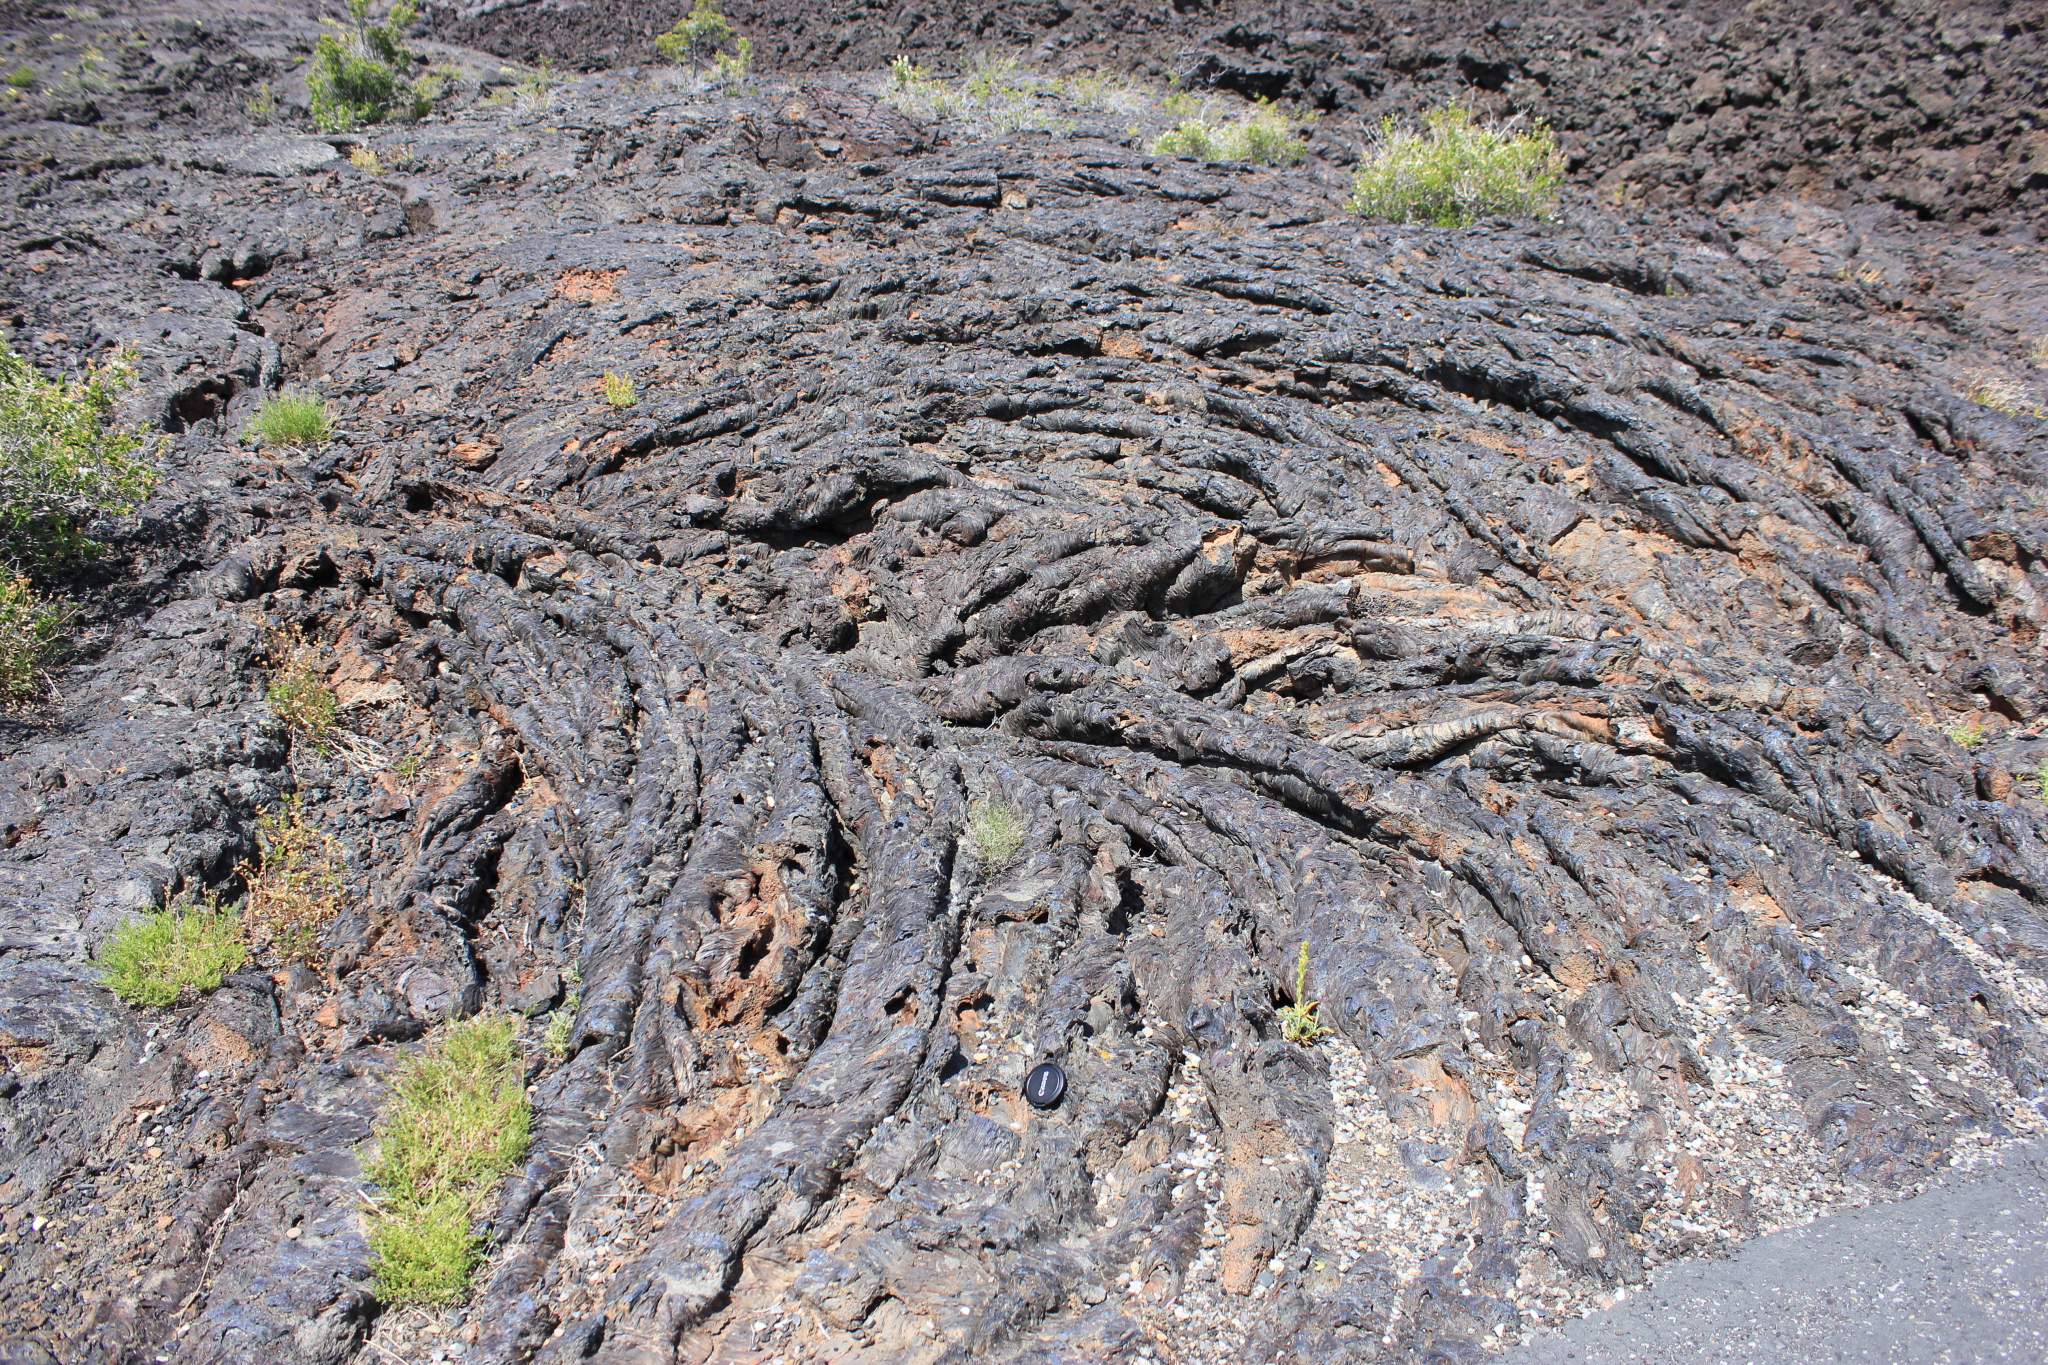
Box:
885, 52, 1074, 135
245, 79, 276, 120
365, 1015, 532, 1303
348, 143, 384, 175
99, 893, 248, 1007
308, 0, 426, 133
1967, 371, 2045, 419
543, 963, 582, 1058
264, 628, 340, 749
657, 0, 750, 85
1947, 719, 1989, 750
1349, 102, 1563, 228
968, 799, 1026, 866
1277, 940, 1331, 1045
509, 59, 561, 116
245, 391, 332, 449
390, 751, 424, 781
7, 67, 34, 89
601, 371, 637, 407
0, 341, 156, 567
240, 797, 347, 966
0, 573, 67, 705
1152, 99, 1311, 166
2018, 761, 2048, 802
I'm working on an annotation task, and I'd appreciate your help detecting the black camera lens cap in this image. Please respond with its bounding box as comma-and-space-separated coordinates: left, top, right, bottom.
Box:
1024, 1062, 1067, 1108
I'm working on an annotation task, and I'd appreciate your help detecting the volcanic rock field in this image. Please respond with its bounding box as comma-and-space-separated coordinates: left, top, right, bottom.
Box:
3, 0, 2048, 1362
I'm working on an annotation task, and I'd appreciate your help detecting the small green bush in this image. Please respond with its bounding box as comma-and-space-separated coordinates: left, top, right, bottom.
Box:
246, 392, 332, 448
100, 896, 248, 1007
1349, 102, 1563, 228
1153, 117, 1221, 161
0, 573, 67, 704
1151, 100, 1310, 166
7, 67, 35, 89
366, 1015, 532, 1303
601, 371, 637, 407
969, 800, 1026, 866
308, 0, 424, 133
0, 342, 156, 566
657, 0, 747, 77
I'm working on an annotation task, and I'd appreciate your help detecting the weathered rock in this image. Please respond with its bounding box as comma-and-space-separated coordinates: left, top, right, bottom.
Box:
1, 1, 2046, 1363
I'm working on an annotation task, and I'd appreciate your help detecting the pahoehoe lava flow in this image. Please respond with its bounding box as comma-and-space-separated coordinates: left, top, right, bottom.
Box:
3, 1, 2048, 1363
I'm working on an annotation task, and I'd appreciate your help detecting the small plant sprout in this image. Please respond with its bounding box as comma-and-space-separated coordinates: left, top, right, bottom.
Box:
544, 960, 583, 1057
7, 66, 35, 89
246, 391, 333, 449
969, 800, 1026, 867
1278, 940, 1331, 1046
1349, 101, 1564, 228
99, 891, 248, 1007
1948, 718, 1988, 750
349, 143, 384, 174
601, 371, 637, 407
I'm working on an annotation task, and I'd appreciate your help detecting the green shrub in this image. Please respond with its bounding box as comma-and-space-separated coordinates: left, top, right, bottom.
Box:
601, 371, 637, 407
1349, 102, 1563, 228
657, 0, 746, 75
1948, 719, 1988, 750
366, 1015, 532, 1303
0, 573, 67, 704
0, 342, 156, 567
1151, 100, 1310, 166
969, 800, 1026, 866
708, 36, 752, 86
7, 67, 34, 89
246, 391, 331, 448
1153, 118, 1221, 161
308, 0, 424, 133
100, 896, 248, 1007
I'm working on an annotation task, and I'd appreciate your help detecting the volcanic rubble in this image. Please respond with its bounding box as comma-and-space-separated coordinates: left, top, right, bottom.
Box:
2, 1, 2048, 1363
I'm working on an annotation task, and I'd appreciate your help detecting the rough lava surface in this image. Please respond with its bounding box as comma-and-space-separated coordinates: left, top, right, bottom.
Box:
2, 1, 2048, 1364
